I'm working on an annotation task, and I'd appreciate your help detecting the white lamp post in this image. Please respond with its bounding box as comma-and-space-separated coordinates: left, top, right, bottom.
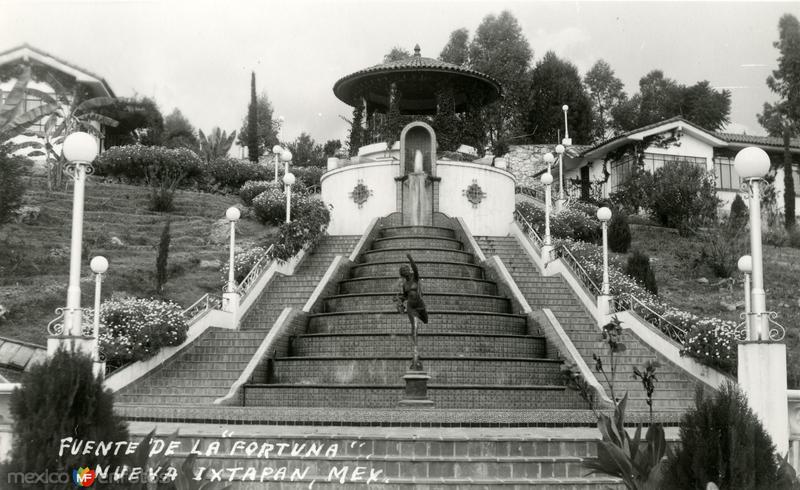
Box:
734, 146, 788, 456
89, 256, 107, 374
272, 144, 283, 183
738, 255, 752, 339
47, 132, 99, 356
562, 105, 572, 146
597, 207, 614, 316
555, 144, 566, 212
222, 207, 241, 319
541, 172, 554, 263
543, 153, 555, 208
283, 172, 296, 223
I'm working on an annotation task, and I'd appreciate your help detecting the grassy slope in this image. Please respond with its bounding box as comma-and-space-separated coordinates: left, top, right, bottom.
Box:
627, 224, 800, 387
0, 177, 275, 346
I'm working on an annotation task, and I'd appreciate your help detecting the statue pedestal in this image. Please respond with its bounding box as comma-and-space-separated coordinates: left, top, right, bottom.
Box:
738, 341, 789, 455
399, 369, 434, 407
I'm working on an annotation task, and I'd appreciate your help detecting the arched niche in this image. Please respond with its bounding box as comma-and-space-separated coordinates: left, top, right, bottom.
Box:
399, 121, 437, 176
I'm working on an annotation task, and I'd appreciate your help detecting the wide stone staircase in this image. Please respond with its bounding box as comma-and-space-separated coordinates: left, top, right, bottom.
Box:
115, 235, 359, 406
476, 236, 699, 413
243, 224, 587, 410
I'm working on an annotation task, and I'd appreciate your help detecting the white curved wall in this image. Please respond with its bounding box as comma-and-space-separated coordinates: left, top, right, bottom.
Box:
321, 161, 398, 235
437, 162, 516, 236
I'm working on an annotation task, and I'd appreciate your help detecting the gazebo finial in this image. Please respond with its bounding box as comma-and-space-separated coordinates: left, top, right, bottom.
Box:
414, 44, 421, 57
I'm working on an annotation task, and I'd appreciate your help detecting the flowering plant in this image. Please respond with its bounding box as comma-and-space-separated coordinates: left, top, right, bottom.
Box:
220, 246, 269, 285
679, 318, 738, 374
95, 297, 188, 370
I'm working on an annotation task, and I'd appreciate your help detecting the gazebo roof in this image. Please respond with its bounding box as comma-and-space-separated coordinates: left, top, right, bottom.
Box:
333, 45, 502, 115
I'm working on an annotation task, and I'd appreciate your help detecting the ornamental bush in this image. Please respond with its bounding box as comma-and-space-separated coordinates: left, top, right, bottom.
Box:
514, 201, 600, 243
697, 224, 748, 278
678, 318, 738, 374
220, 245, 270, 285
252, 185, 289, 225
648, 161, 719, 234
607, 210, 631, 253
97, 297, 188, 370
292, 166, 325, 189
269, 199, 331, 262
8, 348, 128, 485
625, 250, 658, 295
0, 144, 28, 227
240, 180, 277, 206
729, 193, 748, 231
205, 157, 270, 193
663, 383, 782, 489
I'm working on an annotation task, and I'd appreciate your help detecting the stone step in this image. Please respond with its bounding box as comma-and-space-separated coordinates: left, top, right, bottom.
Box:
290, 333, 546, 358
307, 311, 528, 336
243, 384, 587, 409
361, 248, 474, 264
350, 261, 484, 279
381, 225, 455, 239
338, 276, 497, 296
269, 357, 566, 385
323, 292, 511, 314
371, 235, 463, 251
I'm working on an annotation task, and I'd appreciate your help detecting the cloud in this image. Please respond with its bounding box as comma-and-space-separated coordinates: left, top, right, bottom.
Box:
529, 26, 593, 71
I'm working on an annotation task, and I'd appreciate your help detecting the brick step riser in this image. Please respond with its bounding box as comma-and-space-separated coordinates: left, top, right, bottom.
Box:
371, 237, 463, 251
324, 295, 511, 314
120, 387, 229, 396
350, 263, 483, 279
116, 395, 216, 405
381, 227, 455, 239
269, 359, 565, 385
290, 335, 547, 358
307, 319, 527, 336
339, 278, 497, 296
361, 249, 474, 264
243, 387, 585, 409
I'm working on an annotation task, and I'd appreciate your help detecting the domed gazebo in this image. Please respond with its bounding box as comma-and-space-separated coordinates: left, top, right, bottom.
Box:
334, 45, 501, 148
323, 46, 515, 237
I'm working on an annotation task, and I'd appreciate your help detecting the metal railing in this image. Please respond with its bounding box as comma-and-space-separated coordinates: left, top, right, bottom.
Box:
515, 185, 546, 203
235, 244, 275, 298
513, 210, 543, 250
552, 244, 602, 298
182, 293, 222, 322
615, 293, 688, 344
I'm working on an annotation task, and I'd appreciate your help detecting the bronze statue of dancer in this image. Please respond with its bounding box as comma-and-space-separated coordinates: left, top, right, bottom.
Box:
396, 253, 428, 370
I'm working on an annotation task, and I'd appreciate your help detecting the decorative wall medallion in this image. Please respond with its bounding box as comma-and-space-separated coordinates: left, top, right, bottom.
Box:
349, 179, 373, 208
462, 180, 487, 208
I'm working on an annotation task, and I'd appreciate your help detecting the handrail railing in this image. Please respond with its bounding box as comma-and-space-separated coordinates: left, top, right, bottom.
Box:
515, 185, 546, 203
235, 244, 275, 298
183, 293, 222, 323
552, 244, 602, 298
615, 293, 687, 344
513, 210, 543, 250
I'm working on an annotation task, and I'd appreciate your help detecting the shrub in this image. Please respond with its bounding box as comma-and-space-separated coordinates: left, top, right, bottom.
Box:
240, 180, 277, 206
98, 297, 188, 369
220, 245, 270, 285
155, 218, 171, 293
269, 199, 331, 261
697, 224, 748, 278
205, 157, 270, 193
729, 193, 748, 231
0, 144, 28, 226
679, 318, 738, 374
514, 201, 600, 243
292, 166, 325, 189
663, 383, 783, 489
95, 145, 203, 211
8, 349, 128, 483
625, 250, 658, 295
607, 210, 631, 253
648, 161, 719, 234
252, 185, 288, 225
610, 168, 654, 215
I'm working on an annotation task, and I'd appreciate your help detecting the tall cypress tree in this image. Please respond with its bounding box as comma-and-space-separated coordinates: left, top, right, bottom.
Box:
247, 71, 259, 162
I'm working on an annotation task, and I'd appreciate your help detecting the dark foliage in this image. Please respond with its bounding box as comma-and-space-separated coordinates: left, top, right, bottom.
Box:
607, 210, 632, 253
0, 144, 28, 226
8, 349, 128, 487
268, 199, 331, 261
729, 193, 749, 231
247, 72, 259, 162
156, 218, 171, 294
663, 383, 784, 490
348, 106, 364, 156
625, 250, 658, 295
205, 157, 270, 193
648, 161, 719, 234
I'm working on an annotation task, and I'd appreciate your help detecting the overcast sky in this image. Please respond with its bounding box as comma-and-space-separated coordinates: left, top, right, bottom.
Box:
2, 0, 799, 151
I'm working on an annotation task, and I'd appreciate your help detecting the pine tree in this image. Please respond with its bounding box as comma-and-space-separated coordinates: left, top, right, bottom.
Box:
247, 71, 259, 162
156, 218, 171, 294
625, 250, 657, 295
607, 210, 632, 253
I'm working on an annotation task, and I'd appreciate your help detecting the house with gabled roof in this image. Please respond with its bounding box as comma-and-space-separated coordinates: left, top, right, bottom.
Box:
507, 116, 800, 217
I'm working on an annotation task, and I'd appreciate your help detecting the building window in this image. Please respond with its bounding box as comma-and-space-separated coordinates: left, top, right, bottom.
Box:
610, 154, 636, 191
713, 156, 742, 191
609, 153, 707, 191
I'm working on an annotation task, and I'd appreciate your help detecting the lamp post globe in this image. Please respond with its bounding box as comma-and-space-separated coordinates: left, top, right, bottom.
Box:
562, 105, 569, 112
540, 173, 553, 186
63, 132, 99, 163
280, 150, 293, 163
597, 207, 612, 222
283, 172, 296, 187
734, 147, 770, 180
90, 256, 108, 275
272, 144, 283, 155
225, 206, 241, 222
543, 153, 555, 172
738, 255, 752, 273
555, 144, 565, 155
